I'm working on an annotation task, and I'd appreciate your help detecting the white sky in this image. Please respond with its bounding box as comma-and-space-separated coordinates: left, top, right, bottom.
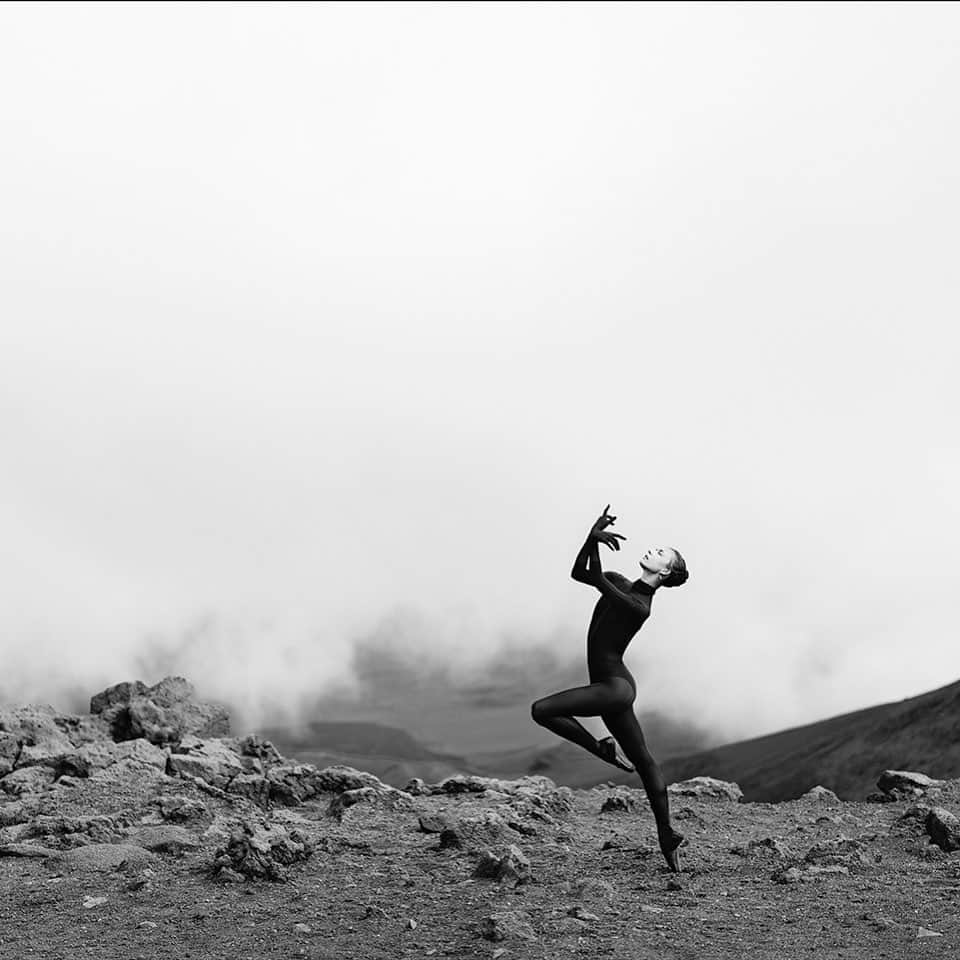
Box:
2, 2, 958, 740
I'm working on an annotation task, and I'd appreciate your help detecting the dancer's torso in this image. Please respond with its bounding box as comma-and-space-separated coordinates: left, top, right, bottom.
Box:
586, 573, 653, 682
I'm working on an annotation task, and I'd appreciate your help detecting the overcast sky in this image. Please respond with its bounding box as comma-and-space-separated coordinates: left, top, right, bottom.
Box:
2, 2, 958, 741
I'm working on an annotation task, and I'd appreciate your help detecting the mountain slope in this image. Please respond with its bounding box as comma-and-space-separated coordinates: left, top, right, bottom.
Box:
653, 678, 960, 800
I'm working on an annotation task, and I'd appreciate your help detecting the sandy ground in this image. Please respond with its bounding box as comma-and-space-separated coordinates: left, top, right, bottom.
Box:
2, 767, 959, 960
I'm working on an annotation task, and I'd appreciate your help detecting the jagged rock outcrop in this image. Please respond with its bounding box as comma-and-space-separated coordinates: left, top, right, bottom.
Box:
211, 819, 314, 881
89, 677, 229, 746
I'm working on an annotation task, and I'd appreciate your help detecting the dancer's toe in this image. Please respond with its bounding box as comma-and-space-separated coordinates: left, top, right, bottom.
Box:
598, 737, 634, 773
658, 829, 686, 873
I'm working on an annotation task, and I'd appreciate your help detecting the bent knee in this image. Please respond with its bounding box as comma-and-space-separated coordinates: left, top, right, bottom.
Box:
530, 699, 549, 725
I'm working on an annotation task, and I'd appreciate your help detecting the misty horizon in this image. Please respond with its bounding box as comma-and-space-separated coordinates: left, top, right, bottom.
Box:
2, 3, 959, 753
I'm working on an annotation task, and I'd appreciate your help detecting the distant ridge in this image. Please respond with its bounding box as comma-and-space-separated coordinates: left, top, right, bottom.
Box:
653, 677, 960, 800
258, 719, 477, 786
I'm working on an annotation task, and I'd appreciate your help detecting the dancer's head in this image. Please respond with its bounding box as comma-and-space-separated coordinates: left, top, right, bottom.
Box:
640, 547, 689, 588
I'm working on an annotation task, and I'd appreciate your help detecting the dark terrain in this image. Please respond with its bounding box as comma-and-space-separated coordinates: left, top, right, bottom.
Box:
2, 677, 959, 959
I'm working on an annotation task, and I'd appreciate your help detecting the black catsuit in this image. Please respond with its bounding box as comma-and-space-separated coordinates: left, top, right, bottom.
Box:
531, 533, 683, 868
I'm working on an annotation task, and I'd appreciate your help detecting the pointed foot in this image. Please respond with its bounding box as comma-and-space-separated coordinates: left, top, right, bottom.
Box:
659, 828, 686, 873
598, 737, 634, 773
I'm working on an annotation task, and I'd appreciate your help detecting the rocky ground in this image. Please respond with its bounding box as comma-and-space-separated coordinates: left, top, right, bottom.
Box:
1, 678, 959, 959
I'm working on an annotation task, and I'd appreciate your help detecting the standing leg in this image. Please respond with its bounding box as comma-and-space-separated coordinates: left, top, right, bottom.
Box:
531, 679, 634, 769
602, 708, 685, 872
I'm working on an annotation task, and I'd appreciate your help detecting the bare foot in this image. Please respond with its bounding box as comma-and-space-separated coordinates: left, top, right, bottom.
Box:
597, 737, 634, 772
658, 827, 686, 873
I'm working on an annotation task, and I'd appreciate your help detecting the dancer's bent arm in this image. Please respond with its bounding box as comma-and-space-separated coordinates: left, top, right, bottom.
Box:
570, 507, 648, 619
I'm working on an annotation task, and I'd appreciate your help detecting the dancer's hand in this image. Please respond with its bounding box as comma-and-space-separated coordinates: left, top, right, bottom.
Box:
590, 505, 626, 550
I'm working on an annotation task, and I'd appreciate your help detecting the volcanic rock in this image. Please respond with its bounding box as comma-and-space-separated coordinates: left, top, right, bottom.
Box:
480, 911, 537, 942
157, 795, 207, 822
668, 777, 744, 801
1, 766, 55, 796
877, 770, 943, 798
801, 785, 840, 803
58, 843, 158, 872
90, 677, 229, 745
167, 736, 245, 788
472, 844, 531, 884
77, 737, 168, 772
925, 807, 960, 852
600, 793, 639, 813
326, 785, 414, 821
211, 820, 314, 881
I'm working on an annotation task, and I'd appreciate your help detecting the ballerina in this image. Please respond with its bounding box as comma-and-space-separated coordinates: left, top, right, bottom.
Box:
531, 505, 690, 871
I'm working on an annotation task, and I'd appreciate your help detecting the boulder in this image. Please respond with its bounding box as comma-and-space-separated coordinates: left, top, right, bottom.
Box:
0, 706, 87, 777
126, 825, 199, 854
77, 738, 168, 773
24, 814, 123, 847
227, 774, 271, 805
167, 737, 244, 788
90, 681, 149, 715
234, 735, 284, 765
442, 811, 517, 850
57, 843, 158, 872
668, 777, 743, 801
90, 677, 229, 745
472, 844, 531, 884
803, 838, 873, 869
801, 786, 840, 804
600, 794, 639, 814
326, 785, 414, 821
479, 911, 537, 942
264, 763, 386, 807
732, 837, 792, 859
0, 733, 19, 777
157, 796, 207, 823
313, 765, 386, 793
877, 771, 943, 798
1, 766, 55, 796
211, 820, 314, 881
925, 807, 960, 852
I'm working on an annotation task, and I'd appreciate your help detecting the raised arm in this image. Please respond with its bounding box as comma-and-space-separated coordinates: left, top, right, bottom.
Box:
571, 505, 623, 582
572, 506, 649, 618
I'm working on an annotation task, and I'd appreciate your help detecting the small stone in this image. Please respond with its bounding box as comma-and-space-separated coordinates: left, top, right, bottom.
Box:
137, 921, 157, 930
492, 950, 507, 960
363, 905, 388, 921
802, 865, 849, 879
641, 905, 664, 914
479, 910, 537, 942
418, 815, 447, 834
438, 828, 462, 850
772, 867, 803, 884
567, 906, 600, 922
82, 895, 108, 909
600, 794, 638, 814
293, 923, 312, 933
406, 918, 417, 930
666, 879, 683, 891
917, 927, 942, 938
472, 845, 530, 884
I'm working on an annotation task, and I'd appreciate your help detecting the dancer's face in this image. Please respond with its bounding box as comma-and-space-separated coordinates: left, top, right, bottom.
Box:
639, 547, 676, 579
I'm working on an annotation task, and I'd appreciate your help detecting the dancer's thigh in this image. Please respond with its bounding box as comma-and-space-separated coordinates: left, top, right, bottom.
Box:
534, 678, 635, 719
